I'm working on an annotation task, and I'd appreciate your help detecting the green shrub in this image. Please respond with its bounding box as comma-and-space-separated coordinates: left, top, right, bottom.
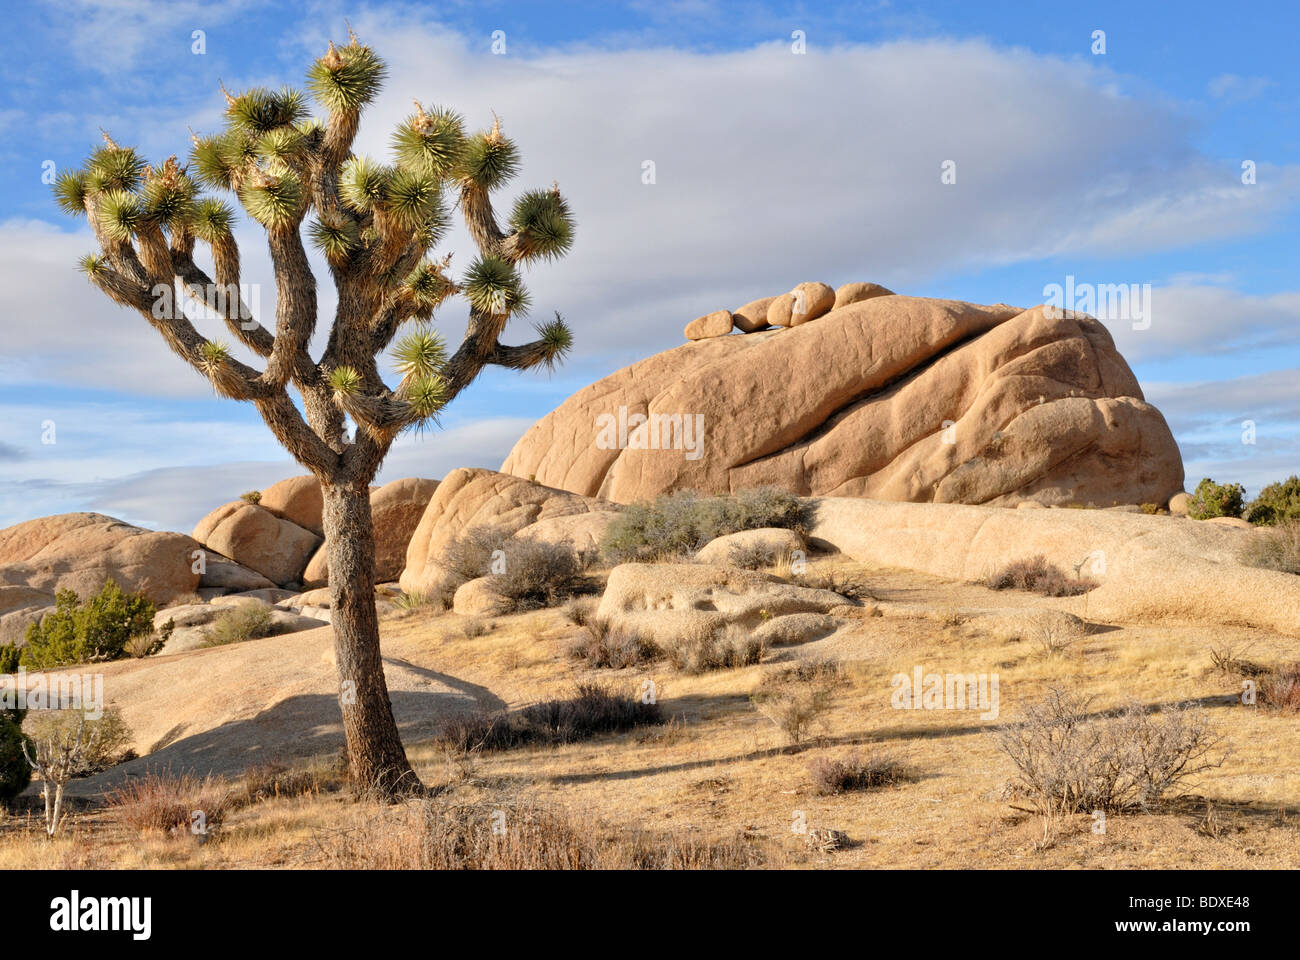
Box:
239, 490, 262, 504
21, 580, 156, 668
0, 643, 19, 674
202, 602, 277, 646
22, 707, 134, 777
1187, 478, 1245, 520
1245, 476, 1300, 526
600, 488, 810, 563
0, 710, 32, 804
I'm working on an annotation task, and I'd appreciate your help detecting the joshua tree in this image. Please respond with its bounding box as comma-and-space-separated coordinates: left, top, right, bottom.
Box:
52, 32, 575, 799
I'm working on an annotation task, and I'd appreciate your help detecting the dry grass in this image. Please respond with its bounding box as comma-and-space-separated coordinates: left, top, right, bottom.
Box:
987, 555, 1095, 597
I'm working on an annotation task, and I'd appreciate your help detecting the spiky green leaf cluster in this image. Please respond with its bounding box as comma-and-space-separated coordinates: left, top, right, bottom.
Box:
227, 87, 308, 135
508, 188, 574, 261
85, 145, 146, 193
190, 198, 236, 242
239, 173, 304, 228
53, 170, 90, 216
95, 189, 142, 242
535, 312, 573, 368
307, 42, 387, 113
407, 373, 449, 419
77, 253, 106, 278
198, 340, 230, 372
391, 106, 465, 178
339, 156, 391, 212
328, 365, 363, 394
458, 129, 519, 190
141, 170, 197, 225
405, 259, 455, 308
464, 254, 528, 316
392, 328, 447, 379
190, 132, 258, 191
308, 215, 360, 262
383, 168, 442, 230
256, 126, 307, 174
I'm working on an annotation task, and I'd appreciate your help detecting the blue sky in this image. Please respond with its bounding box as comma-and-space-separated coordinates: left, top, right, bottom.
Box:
1, 0, 1297, 529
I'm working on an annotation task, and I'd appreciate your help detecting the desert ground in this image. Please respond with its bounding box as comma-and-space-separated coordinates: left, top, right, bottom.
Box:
4, 548, 1296, 870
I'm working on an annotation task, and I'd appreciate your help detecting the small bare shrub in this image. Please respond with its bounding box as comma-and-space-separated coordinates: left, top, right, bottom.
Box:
241, 759, 341, 803
809, 751, 912, 794
239, 490, 262, 504
986, 555, 1095, 596
767, 658, 847, 686
125, 618, 172, 658
751, 678, 834, 745
442, 527, 505, 581
1241, 520, 1300, 575
567, 619, 660, 669
460, 616, 492, 639
667, 623, 762, 674
996, 687, 1226, 842
800, 569, 874, 602
1208, 643, 1267, 678
1026, 613, 1087, 657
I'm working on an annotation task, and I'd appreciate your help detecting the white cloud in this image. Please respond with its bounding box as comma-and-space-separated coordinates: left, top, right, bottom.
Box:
1207, 73, 1275, 102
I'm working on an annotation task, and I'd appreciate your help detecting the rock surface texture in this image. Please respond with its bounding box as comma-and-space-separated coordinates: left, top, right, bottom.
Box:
502, 293, 1184, 508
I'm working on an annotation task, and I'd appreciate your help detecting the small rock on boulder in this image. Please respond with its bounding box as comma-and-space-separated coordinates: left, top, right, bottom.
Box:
833, 281, 894, 311
788, 282, 836, 326
198, 553, 277, 592
751, 612, 838, 646
732, 297, 776, 333
452, 577, 511, 616
684, 309, 733, 340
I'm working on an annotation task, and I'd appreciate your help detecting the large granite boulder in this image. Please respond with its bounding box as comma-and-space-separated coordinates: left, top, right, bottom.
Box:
501, 294, 1183, 508
192, 502, 321, 587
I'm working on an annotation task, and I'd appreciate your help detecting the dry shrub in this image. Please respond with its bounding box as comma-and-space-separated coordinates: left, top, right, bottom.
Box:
106, 771, 236, 834
1241, 521, 1300, 575
321, 799, 766, 870
996, 687, 1226, 820
202, 602, 277, 646
727, 541, 777, 570
667, 623, 762, 674
567, 619, 660, 669
1025, 613, 1087, 657
487, 538, 590, 610
437, 682, 663, 753
1258, 663, 1300, 713
460, 616, 492, 639
986, 555, 1095, 597
562, 596, 597, 627
800, 569, 874, 602
809, 751, 913, 795
751, 676, 835, 745
241, 759, 342, 803
767, 658, 847, 686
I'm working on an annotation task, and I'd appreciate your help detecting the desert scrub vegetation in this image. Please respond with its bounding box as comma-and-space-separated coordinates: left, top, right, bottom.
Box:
319, 798, 767, 869
1256, 663, 1300, 713
1244, 475, 1300, 525
202, 601, 278, 646
1187, 477, 1246, 520
996, 687, 1226, 843
986, 555, 1095, 597
808, 750, 913, 795
750, 666, 842, 745
600, 487, 810, 563
444, 529, 592, 610
798, 569, 874, 602
567, 619, 660, 669
239, 489, 262, 504
437, 681, 664, 753
667, 623, 763, 674
1240, 520, 1300, 574
20, 579, 157, 668
106, 771, 235, 835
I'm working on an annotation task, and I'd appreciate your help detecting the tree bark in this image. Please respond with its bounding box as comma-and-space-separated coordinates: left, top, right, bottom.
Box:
321, 480, 421, 799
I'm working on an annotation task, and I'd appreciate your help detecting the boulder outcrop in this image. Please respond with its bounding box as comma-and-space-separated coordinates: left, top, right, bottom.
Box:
192, 502, 321, 586
502, 294, 1184, 508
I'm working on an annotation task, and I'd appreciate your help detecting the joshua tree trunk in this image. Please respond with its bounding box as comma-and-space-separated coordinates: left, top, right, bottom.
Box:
56, 30, 575, 802
322, 482, 418, 796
